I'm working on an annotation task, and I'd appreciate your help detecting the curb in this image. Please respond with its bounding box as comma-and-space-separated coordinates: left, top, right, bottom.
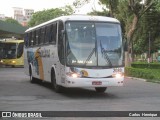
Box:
125, 76, 146, 82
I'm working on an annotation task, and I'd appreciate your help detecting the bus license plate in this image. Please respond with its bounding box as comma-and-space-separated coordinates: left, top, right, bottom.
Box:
92, 81, 102, 85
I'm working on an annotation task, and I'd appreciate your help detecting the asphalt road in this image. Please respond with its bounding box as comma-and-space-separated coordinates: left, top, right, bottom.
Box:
0, 67, 160, 120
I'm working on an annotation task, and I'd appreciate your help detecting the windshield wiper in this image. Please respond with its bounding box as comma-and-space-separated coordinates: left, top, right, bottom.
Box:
100, 40, 112, 67
84, 48, 95, 65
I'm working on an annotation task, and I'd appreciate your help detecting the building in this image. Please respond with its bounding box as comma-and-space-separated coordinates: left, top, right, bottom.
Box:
24, 9, 34, 21
13, 7, 23, 24
0, 14, 5, 20
13, 7, 34, 26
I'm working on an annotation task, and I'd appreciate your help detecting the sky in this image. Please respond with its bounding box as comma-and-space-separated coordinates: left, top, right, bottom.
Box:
0, 0, 104, 17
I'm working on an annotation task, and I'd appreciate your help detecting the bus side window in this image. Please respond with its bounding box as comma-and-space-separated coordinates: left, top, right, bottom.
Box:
53, 23, 57, 44
38, 29, 41, 45
28, 32, 32, 47
43, 27, 47, 44
36, 30, 39, 45
58, 20, 64, 64
49, 23, 57, 44
17, 42, 24, 58
32, 31, 36, 46
49, 25, 53, 43
24, 33, 28, 47
40, 27, 45, 45
45, 26, 50, 44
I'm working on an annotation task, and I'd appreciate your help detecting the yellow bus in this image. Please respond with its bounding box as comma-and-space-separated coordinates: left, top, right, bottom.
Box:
0, 39, 24, 67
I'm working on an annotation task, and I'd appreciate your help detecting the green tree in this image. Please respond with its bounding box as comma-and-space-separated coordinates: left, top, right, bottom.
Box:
88, 9, 109, 16
28, 5, 74, 27
98, 0, 154, 66
5, 18, 22, 26
133, 1, 160, 55
99, 0, 119, 17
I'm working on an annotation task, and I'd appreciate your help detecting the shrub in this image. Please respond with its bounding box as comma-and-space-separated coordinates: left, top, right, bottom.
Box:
125, 67, 154, 80
131, 62, 160, 69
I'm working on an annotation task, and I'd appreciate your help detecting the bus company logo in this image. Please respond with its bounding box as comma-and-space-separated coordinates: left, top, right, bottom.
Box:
2, 112, 11, 117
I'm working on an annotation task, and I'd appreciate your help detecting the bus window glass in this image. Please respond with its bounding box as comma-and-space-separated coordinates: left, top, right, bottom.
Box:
43, 27, 47, 44
24, 33, 28, 47
52, 23, 57, 44
96, 23, 122, 66
37, 29, 41, 45
0, 43, 4, 59
45, 26, 50, 44
36, 30, 39, 45
28, 32, 32, 46
66, 22, 96, 66
2, 43, 17, 59
17, 42, 24, 58
49, 23, 57, 44
66, 21, 123, 67
58, 21, 64, 64
40, 28, 45, 44
32, 31, 36, 46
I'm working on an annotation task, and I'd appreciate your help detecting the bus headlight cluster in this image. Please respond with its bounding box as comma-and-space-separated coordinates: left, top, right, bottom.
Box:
12, 60, 16, 64
66, 72, 81, 78
112, 73, 124, 78
0, 60, 3, 63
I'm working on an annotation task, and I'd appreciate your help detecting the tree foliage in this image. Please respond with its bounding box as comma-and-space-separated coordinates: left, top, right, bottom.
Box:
133, 1, 160, 54
5, 18, 22, 26
88, 0, 160, 65
28, 5, 74, 27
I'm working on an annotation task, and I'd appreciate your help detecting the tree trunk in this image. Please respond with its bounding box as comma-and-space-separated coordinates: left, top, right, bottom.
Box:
125, 14, 139, 67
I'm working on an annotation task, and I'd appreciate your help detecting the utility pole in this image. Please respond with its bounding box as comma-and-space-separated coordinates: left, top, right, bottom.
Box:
148, 31, 151, 63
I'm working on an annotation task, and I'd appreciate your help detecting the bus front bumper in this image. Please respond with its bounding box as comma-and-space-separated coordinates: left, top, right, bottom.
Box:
64, 76, 124, 88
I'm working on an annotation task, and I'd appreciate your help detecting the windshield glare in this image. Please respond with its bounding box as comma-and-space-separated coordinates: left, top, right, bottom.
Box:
66, 21, 123, 67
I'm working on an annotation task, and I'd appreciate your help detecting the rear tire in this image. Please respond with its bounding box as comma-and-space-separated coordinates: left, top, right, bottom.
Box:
95, 87, 107, 93
51, 69, 63, 93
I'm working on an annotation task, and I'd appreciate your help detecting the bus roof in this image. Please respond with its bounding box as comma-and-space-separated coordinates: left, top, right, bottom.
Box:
25, 15, 120, 32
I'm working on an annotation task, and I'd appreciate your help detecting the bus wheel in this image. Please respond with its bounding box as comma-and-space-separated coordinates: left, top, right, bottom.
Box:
95, 87, 107, 93
51, 69, 63, 93
29, 66, 36, 83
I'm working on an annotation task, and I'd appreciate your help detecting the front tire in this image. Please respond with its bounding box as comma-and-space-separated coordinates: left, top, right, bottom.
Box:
95, 87, 107, 93
51, 69, 63, 93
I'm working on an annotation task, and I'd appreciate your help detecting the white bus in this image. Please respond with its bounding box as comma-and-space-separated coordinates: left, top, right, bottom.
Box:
24, 15, 124, 93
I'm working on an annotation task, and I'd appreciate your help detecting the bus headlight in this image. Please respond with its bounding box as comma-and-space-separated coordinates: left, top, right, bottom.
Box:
112, 73, 124, 78
66, 72, 80, 78
12, 60, 16, 64
0, 60, 3, 63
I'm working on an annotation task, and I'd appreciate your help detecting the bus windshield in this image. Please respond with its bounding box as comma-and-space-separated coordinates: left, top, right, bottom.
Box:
66, 21, 123, 67
0, 43, 17, 59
